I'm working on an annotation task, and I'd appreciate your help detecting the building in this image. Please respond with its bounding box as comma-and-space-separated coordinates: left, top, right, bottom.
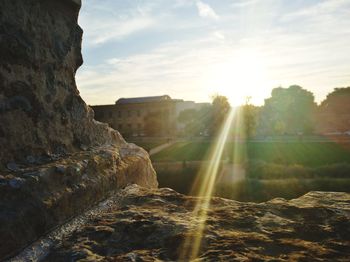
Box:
92, 95, 210, 137
92, 95, 176, 137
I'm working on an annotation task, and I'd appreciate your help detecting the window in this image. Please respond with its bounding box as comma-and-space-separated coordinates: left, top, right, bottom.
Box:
109, 111, 113, 118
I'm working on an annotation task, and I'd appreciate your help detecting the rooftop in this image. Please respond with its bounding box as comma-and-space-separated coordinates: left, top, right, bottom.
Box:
115, 95, 172, 104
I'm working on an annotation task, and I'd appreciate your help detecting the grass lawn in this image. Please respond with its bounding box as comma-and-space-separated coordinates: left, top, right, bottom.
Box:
151, 141, 350, 166
150, 142, 210, 162
128, 140, 168, 151
157, 166, 350, 201
215, 178, 350, 202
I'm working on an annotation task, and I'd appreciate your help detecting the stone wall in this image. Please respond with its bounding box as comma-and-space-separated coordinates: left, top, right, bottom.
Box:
0, 0, 122, 165
0, 0, 157, 259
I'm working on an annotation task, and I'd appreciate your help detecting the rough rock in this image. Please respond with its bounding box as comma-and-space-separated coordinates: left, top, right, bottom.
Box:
44, 186, 350, 261
0, 0, 124, 164
0, 0, 157, 259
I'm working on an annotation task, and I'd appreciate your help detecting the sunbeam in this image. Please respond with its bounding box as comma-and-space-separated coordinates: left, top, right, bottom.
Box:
219, 107, 248, 200
228, 107, 247, 183
180, 108, 237, 260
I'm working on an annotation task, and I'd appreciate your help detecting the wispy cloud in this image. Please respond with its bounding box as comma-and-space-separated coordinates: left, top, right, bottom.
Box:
77, 37, 232, 105
284, 0, 350, 19
79, 2, 157, 46
212, 31, 225, 40
230, 0, 259, 9
95, 17, 155, 45
77, 0, 350, 106
196, 1, 219, 20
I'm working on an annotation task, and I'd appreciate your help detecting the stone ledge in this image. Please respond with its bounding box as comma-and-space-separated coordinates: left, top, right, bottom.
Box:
44, 186, 350, 261
0, 145, 157, 260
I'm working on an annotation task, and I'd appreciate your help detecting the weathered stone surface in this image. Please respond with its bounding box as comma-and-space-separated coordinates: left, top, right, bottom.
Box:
44, 186, 350, 261
0, 145, 157, 260
0, 0, 157, 259
0, 0, 120, 163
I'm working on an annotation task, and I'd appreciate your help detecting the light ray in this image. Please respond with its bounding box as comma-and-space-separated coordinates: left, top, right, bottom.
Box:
179, 108, 237, 260
224, 107, 248, 199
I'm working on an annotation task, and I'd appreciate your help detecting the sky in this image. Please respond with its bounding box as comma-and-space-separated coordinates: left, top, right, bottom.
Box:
77, 0, 350, 106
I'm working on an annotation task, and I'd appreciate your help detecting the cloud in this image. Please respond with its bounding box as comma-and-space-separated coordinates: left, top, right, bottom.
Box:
79, 1, 157, 46
282, 0, 350, 22
196, 1, 219, 20
77, 0, 350, 106
78, 21, 350, 106
212, 31, 225, 40
77, 37, 232, 105
230, 0, 259, 9
94, 16, 155, 45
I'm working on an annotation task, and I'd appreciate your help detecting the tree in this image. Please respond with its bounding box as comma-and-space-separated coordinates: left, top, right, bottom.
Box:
317, 87, 350, 133
259, 85, 316, 135
210, 94, 231, 136
178, 105, 212, 136
320, 87, 350, 114
241, 97, 259, 139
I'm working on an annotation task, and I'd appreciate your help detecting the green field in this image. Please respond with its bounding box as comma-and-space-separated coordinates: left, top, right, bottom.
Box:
154, 141, 350, 201
158, 169, 350, 202
151, 141, 350, 166
128, 140, 168, 152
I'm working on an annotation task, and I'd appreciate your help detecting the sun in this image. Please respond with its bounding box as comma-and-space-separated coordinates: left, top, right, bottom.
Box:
205, 48, 271, 106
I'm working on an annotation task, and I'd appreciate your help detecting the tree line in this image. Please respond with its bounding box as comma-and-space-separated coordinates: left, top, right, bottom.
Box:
178, 86, 350, 138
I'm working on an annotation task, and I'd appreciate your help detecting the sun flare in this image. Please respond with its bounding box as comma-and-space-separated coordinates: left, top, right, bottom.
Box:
206, 49, 271, 106
180, 108, 238, 260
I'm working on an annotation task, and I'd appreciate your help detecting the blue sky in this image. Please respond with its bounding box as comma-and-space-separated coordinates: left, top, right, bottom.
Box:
77, 0, 350, 106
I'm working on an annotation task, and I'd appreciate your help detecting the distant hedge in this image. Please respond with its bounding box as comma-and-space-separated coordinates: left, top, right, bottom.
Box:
246, 161, 350, 179
156, 162, 350, 202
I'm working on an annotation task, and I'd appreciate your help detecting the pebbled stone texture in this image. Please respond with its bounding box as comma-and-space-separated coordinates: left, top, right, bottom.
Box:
45, 186, 350, 261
